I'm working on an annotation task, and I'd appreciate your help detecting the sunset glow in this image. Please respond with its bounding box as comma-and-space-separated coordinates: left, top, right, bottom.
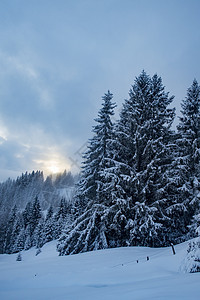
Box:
48, 162, 60, 174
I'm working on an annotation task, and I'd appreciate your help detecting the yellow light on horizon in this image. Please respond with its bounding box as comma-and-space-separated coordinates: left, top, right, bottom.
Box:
33, 155, 71, 177
48, 162, 60, 174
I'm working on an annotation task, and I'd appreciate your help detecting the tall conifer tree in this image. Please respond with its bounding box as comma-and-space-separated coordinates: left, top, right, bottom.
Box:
176, 79, 200, 237
58, 91, 116, 255
105, 71, 176, 247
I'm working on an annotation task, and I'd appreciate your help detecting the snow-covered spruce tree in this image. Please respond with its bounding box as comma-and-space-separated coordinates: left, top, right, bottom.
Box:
43, 217, 55, 243
106, 71, 176, 247
57, 91, 116, 255
74, 90, 116, 210
154, 130, 189, 244
176, 79, 200, 238
24, 228, 32, 251
16, 252, 22, 261
10, 212, 24, 253
55, 198, 68, 221
46, 205, 54, 221
22, 197, 43, 249
29, 196, 42, 237
22, 201, 32, 229
54, 199, 73, 239
3, 205, 18, 253
43, 206, 56, 243
180, 237, 200, 273
33, 219, 45, 249
12, 228, 26, 253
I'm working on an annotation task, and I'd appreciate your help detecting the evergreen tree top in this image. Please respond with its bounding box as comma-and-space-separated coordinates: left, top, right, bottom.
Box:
180, 79, 200, 116
178, 79, 200, 136
120, 71, 175, 133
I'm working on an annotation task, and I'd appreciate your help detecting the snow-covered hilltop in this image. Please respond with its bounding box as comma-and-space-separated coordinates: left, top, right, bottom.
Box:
0, 239, 200, 300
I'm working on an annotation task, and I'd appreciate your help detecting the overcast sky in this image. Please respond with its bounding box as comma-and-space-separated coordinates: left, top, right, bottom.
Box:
0, 0, 200, 182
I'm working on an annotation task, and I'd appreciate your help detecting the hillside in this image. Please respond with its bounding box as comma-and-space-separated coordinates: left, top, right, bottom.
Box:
0, 240, 200, 299
0, 171, 77, 254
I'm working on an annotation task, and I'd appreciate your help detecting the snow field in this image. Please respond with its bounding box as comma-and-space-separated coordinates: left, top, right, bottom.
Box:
0, 240, 200, 300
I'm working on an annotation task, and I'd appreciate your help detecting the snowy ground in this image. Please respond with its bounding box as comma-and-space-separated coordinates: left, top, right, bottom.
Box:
0, 240, 199, 300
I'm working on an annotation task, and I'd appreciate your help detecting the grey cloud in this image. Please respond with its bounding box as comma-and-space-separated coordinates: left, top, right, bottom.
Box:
0, 0, 200, 181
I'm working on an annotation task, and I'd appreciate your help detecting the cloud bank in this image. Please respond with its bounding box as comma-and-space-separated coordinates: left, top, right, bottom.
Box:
0, 0, 200, 181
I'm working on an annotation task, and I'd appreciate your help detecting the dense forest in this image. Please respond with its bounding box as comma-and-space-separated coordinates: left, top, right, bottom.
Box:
0, 170, 77, 253
1, 71, 200, 258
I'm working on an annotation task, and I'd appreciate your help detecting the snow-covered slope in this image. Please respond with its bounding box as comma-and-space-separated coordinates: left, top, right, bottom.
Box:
0, 241, 199, 300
